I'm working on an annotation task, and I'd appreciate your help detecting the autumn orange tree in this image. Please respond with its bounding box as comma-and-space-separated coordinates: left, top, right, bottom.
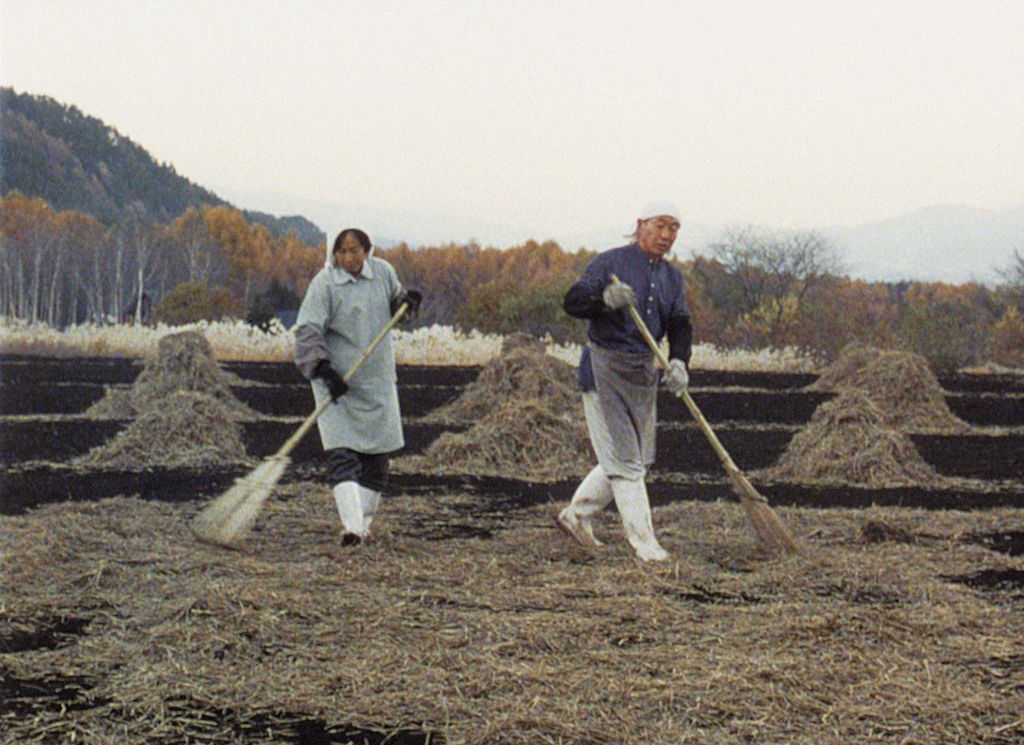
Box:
153, 281, 244, 325
892, 281, 1002, 373
202, 205, 272, 308
377, 239, 591, 330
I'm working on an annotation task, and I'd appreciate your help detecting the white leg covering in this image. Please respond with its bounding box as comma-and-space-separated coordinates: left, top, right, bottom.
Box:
358, 485, 381, 531
333, 481, 366, 538
557, 465, 613, 547
611, 478, 669, 562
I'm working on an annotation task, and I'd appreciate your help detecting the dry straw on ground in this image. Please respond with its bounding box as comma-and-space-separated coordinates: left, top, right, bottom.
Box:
86, 331, 255, 421
1, 489, 1021, 744
768, 389, 944, 488
402, 333, 592, 481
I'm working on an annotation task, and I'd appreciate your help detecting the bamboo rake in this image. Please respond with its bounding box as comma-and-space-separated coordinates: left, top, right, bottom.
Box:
610, 275, 801, 554
191, 301, 410, 548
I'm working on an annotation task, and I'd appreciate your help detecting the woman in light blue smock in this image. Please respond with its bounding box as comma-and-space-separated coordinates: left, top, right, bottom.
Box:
294, 228, 421, 544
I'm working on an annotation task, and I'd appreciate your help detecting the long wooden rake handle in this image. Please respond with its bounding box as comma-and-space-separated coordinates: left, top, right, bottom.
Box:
276, 301, 409, 460
609, 275, 754, 493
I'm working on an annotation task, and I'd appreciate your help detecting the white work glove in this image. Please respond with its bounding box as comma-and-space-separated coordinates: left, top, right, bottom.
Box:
664, 358, 689, 395
602, 282, 635, 310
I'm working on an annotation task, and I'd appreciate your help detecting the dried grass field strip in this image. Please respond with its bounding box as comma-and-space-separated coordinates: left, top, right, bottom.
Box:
2, 492, 1022, 744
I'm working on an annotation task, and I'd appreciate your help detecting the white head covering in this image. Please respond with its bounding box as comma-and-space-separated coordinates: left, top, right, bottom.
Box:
638, 200, 681, 221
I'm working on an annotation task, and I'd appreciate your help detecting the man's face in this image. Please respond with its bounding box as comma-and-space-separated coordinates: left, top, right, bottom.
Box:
336, 234, 368, 275
636, 215, 680, 260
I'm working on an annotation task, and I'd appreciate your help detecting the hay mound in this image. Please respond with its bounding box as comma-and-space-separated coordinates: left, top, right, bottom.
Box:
411, 399, 592, 481
807, 342, 884, 392
769, 388, 941, 487
845, 350, 969, 432
75, 391, 250, 470
87, 331, 254, 420
810, 345, 968, 433
424, 333, 579, 424
404, 334, 590, 480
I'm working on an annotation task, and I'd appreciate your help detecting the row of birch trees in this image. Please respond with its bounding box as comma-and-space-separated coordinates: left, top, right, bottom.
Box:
0, 192, 322, 327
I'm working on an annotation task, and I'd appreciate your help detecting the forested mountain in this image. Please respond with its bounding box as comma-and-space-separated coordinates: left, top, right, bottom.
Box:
0, 88, 324, 246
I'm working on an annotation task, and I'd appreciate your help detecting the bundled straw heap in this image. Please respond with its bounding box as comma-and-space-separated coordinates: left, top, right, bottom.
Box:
423, 333, 581, 425
807, 342, 884, 393
86, 330, 255, 420
809, 344, 969, 433
403, 333, 592, 481
74, 391, 250, 470
769, 388, 942, 487
75, 331, 254, 470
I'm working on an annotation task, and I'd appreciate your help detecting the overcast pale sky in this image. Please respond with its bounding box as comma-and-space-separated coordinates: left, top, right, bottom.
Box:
2, 0, 1023, 246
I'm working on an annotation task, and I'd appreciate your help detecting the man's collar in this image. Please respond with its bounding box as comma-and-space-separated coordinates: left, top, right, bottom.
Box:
630, 243, 661, 264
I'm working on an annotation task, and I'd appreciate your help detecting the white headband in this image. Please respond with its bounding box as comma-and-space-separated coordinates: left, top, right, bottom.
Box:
638, 200, 681, 221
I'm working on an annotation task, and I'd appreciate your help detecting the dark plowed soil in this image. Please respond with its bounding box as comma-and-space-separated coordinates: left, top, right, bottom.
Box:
659, 390, 832, 424
8, 413, 1023, 483
0, 464, 249, 514
1, 356, 145, 385
944, 393, 1024, 427
3, 355, 1023, 514
7, 381, 1021, 431
0, 383, 109, 415
1, 419, 126, 462
6, 464, 1024, 517
911, 433, 1024, 480
939, 372, 1024, 393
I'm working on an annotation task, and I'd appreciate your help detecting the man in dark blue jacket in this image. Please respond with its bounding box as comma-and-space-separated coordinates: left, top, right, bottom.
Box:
557, 202, 692, 561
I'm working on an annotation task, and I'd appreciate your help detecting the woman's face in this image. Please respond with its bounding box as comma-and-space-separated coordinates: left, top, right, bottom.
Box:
335, 233, 368, 275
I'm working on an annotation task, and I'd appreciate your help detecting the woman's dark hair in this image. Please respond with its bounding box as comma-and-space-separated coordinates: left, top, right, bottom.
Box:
333, 228, 372, 254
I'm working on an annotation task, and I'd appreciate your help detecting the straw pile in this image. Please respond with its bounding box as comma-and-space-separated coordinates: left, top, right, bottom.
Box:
407, 400, 593, 481
807, 342, 884, 392
73, 391, 250, 470
2, 489, 1022, 744
768, 389, 943, 487
86, 330, 254, 420
76, 331, 255, 469
406, 333, 591, 481
810, 345, 969, 433
423, 333, 579, 425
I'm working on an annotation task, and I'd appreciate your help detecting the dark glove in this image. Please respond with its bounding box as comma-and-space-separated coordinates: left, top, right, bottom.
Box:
314, 360, 348, 401
394, 290, 423, 323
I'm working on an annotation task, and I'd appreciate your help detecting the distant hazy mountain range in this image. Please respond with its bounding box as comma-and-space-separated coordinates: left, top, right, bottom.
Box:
822, 204, 1024, 284
3, 88, 1019, 285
